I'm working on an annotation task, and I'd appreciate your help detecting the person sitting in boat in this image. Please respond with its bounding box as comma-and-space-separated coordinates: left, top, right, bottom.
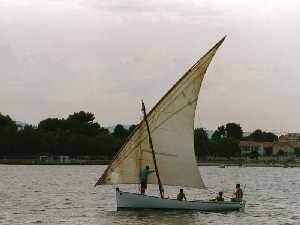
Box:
231, 183, 243, 202
210, 191, 224, 202
140, 165, 154, 194
177, 189, 187, 201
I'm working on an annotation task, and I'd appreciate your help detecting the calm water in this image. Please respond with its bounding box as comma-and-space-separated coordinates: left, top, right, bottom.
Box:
1, 165, 300, 225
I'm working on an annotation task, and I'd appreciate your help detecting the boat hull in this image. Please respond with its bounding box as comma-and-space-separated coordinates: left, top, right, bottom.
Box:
116, 190, 246, 211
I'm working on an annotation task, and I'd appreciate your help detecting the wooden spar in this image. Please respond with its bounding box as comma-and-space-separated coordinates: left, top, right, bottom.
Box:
141, 100, 164, 199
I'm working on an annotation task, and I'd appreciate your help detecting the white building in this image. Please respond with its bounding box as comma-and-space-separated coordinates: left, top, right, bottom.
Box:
239, 141, 265, 156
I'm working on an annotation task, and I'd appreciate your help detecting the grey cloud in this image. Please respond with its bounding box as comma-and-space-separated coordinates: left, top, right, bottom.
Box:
1, 0, 300, 132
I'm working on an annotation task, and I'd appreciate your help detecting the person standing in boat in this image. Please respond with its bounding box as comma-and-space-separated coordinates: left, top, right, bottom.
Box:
140, 165, 154, 194
177, 189, 187, 201
232, 183, 243, 201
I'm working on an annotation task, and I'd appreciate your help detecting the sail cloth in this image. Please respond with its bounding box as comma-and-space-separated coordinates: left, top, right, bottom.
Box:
95, 37, 226, 189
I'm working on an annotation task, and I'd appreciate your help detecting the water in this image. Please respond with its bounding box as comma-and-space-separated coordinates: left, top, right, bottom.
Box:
1, 165, 299, 225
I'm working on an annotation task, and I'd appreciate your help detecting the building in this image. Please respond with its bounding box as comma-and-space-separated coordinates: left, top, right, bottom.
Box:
239, 141, 268, 156
279, 133, 300, 142
59, 155, 71, 163
272, 142, 295, 157
240, 140, 296, 158
278, 133, 300, 148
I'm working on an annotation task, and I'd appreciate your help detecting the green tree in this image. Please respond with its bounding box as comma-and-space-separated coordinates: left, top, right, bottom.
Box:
194, 128, 209, 160
212, 123, 243, 141
249, 150, 259, 159
129, 124, 137, 133
0, 113, 17, 130
66, 111, 101, 137
209, 138, 240, 158
113, 124, 129, 140
38, 118, 66, 131
67, 111, 95, 123
248, 129, 261, 141
212, 125, 226, 140
0, 111, 129, 159
225, 123, 243, 140
112, 124, 130, 149
15, 125, 41, 156
248, 129, 278, 142
0, 113, 18, 156
295, 147, 300, 157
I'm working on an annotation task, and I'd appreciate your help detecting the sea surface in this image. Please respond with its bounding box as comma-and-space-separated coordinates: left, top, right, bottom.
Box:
1, 165, 300, 225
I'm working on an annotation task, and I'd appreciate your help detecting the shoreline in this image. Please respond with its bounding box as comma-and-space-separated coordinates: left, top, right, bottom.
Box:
0, 159, 110, 165
1, 159, 300, 167
198, 162, 300, 167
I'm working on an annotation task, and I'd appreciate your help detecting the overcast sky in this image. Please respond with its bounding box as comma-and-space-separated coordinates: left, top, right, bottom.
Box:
1, 0, 300, 133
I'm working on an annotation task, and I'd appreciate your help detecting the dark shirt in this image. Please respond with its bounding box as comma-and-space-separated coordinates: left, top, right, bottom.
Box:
215, 196, 224, 201
140, 169, 153, 183
177, 192, 186, 201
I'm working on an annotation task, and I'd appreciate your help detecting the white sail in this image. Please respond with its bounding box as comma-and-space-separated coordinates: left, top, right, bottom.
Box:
96, 37, 226, 189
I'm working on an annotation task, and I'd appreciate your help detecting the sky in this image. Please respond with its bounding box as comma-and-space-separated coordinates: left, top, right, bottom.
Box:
0, 0, 300, 133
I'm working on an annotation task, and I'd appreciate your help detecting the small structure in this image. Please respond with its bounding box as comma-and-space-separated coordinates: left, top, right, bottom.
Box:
39, 155, 54, 164
39, 155, 49, 162
59, 155, 71, 164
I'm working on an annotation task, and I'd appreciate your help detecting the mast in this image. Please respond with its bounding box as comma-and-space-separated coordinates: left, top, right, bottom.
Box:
141, 100, 164, 198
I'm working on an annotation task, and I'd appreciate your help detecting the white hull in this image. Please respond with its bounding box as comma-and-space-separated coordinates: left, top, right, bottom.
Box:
116, 190, 246, 211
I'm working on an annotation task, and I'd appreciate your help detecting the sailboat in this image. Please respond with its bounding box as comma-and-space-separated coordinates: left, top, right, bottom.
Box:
95, 36, 246, 211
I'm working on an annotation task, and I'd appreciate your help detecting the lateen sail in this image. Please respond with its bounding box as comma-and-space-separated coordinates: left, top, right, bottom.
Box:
96, 37, 226, 189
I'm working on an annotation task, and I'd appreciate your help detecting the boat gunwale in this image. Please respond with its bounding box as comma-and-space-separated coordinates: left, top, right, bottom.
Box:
117, 190, 245, 206
116, 207, 242, 212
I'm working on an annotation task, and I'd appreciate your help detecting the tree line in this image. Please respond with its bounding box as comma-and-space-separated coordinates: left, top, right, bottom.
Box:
0, 111, 135, 159
1, 111, 279, 159
194, 123, 279, 159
